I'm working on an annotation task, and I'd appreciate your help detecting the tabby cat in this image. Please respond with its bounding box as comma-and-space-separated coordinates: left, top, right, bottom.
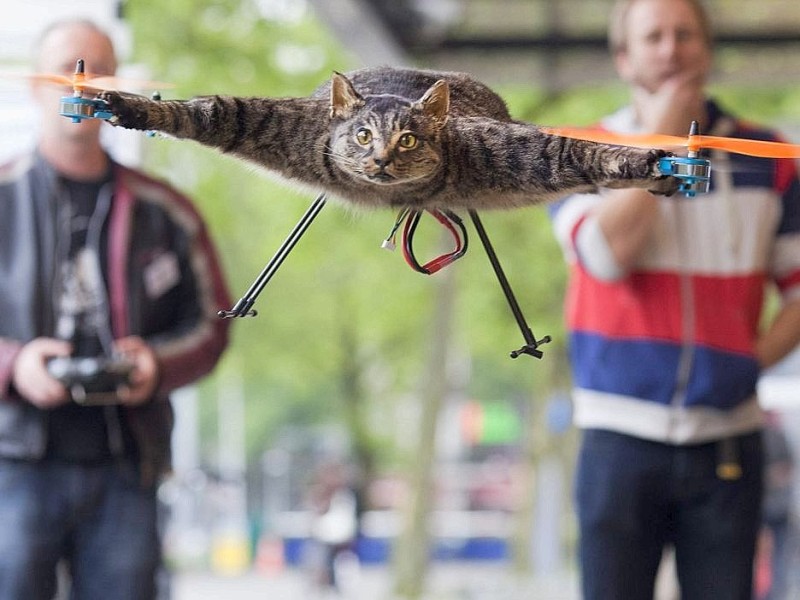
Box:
99, 66, 678, 210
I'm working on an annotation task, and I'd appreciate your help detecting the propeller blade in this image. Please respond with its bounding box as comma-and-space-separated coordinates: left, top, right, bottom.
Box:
691, 135, 800, 159
541, 127, 800, 160
539, 126, 688, 150
0, 72, 73, 87
0, 71, 173, 92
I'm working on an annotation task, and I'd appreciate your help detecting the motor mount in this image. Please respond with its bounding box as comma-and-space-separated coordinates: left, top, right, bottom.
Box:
658, 155, 711, 198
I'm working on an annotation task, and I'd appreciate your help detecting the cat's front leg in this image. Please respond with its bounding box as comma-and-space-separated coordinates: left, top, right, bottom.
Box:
97, 91, 159, 131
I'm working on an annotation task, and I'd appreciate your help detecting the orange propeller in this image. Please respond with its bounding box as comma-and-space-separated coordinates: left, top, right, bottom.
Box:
1, 62, 172, 93
17, 72, 173, 92
540, 126, 800, 159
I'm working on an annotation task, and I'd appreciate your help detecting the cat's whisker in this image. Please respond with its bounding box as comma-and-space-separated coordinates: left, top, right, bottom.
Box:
321, 152, 357, 166
321, 150, 361, 169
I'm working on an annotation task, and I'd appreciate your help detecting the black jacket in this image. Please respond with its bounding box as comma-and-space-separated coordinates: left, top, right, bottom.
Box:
0, 152, 231, 483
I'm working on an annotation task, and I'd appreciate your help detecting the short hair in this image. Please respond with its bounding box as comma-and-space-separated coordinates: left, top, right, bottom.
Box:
608, 0, 713, 55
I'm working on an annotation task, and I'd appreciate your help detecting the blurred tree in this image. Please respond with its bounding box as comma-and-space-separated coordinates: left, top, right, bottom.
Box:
392, 257, 456, 599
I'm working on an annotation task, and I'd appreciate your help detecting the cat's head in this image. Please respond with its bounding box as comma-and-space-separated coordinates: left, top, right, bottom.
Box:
327, 72, 449, 187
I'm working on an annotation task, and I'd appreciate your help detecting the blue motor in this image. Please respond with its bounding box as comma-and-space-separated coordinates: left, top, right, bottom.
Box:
657, 155, 711, 198
59, 96, 114, 123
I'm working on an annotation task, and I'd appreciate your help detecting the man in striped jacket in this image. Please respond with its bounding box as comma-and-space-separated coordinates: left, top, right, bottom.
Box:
549, 1, 800, 598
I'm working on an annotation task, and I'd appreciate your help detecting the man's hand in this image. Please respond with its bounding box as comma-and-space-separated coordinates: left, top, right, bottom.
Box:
633, 68, 707, 136
114, 336, 160, 405
12, 338, 72, 409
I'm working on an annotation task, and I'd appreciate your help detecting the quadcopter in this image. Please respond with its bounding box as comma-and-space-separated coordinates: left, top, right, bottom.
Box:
17, 60, 800, 359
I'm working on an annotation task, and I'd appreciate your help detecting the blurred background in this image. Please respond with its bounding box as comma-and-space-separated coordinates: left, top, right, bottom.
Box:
3, 1, 800, 598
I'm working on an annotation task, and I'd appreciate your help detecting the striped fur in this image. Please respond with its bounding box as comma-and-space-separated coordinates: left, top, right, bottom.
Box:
99, 66, 678, 210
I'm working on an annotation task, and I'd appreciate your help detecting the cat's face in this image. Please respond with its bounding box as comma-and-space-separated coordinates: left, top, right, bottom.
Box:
327, 74, 449, 187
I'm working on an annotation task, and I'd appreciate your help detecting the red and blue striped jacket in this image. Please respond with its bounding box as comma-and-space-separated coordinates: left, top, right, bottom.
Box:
550, 100, 800, 444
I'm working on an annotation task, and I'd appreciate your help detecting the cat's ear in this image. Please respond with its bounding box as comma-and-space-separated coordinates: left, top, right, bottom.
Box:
416, 79, 450, 129
330, 72, 365, 119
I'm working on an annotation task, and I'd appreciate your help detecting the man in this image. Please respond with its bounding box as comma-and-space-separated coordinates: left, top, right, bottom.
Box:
0, 19, 231, 599
548, 0, 800, 598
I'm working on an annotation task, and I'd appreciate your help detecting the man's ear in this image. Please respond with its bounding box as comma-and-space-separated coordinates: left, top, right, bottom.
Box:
330, 71, 364, 119
415, 79, 450, 129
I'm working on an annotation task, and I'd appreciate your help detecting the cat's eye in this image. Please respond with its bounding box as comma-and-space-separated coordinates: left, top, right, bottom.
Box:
398, 133, 418, 149
355, 128, 372, 145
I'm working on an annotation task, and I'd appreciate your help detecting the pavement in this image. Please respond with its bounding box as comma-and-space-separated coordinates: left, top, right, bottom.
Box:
171, 563, 579, 600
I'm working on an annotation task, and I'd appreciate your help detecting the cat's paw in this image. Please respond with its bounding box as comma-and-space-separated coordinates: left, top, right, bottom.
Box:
645, 149, 680, 196
96, 91, 151, 130
647, 177, 681, 197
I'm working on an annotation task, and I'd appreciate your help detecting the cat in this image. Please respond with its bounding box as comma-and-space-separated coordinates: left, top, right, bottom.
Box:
97, 66, 678, 210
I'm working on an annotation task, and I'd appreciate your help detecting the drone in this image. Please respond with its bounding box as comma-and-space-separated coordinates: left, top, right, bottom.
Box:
17, 60, 800, 359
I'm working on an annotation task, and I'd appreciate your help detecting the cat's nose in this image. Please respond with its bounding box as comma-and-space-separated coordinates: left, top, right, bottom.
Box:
373, 156, 392, 168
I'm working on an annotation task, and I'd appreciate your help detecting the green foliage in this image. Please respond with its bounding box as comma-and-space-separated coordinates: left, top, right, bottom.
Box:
501, 83, 629, 126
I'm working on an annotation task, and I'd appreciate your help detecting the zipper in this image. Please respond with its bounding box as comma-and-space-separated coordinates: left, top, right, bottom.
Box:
669, 200, 696, 436
668, 152, 735, 437
38, 182, 72, 457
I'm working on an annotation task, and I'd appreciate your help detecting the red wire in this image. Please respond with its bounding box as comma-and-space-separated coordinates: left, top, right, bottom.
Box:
401, 209, 466, 274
